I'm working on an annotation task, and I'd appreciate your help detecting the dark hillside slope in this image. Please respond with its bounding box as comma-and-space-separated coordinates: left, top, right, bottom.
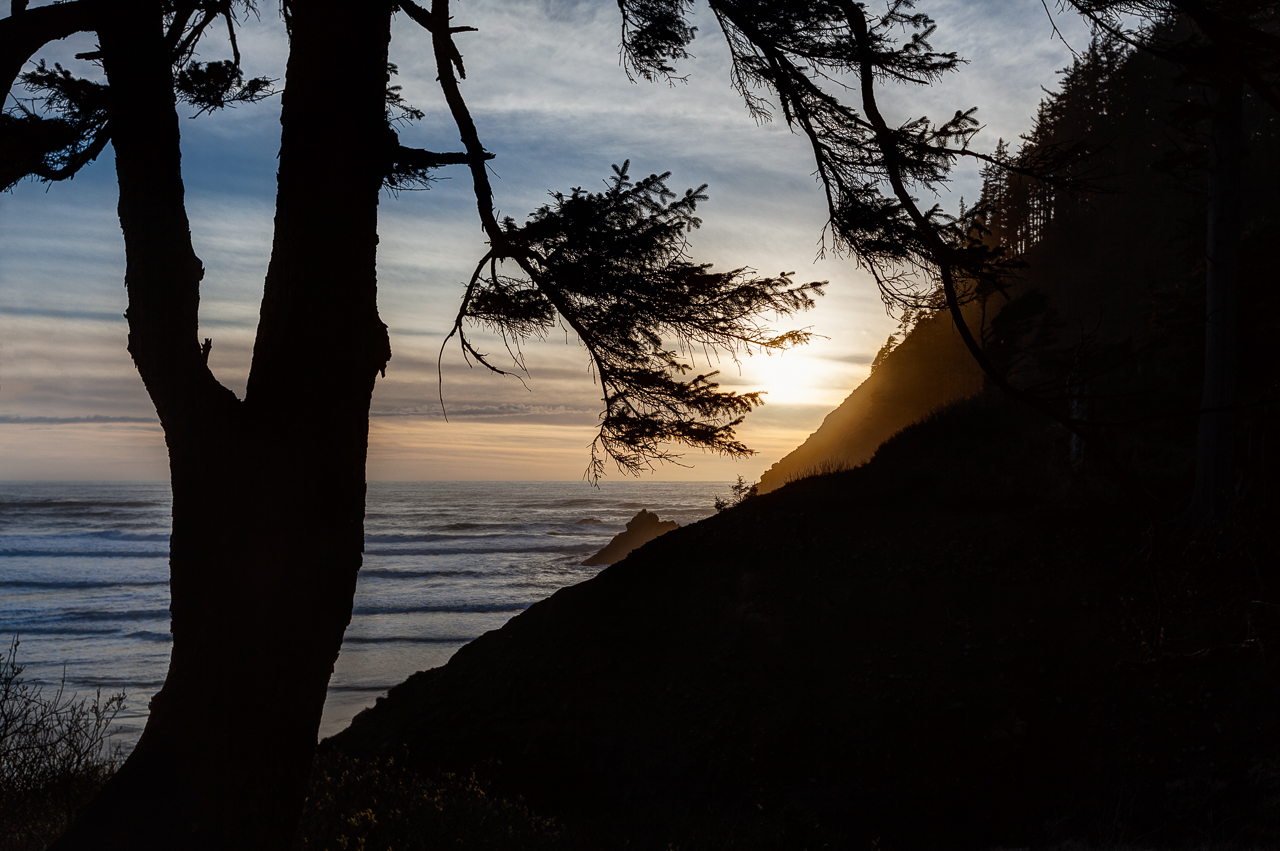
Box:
325, 33, 1280, 850
328, 395, 1279, 849
756, 309, 982, 493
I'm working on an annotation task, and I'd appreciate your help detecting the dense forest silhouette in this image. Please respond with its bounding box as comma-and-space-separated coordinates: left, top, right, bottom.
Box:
765, 24, 1279, 508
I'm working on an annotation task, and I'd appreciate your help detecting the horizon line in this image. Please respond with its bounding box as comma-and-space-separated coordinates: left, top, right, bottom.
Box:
0, 478, 739, 484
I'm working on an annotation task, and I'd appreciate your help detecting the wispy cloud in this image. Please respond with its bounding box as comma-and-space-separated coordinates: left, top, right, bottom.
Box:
372, 403, 598, 420
0, 307, 125, 324
827, 353, 876, 366
0, 306, 251, 328
0, 415, 156, 424
0, 0, 1085, 480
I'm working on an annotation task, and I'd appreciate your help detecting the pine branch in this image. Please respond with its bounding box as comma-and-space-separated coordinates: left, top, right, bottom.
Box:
3, 61, 109, 189
424, 0, 827, 478
1, 0, 96, 103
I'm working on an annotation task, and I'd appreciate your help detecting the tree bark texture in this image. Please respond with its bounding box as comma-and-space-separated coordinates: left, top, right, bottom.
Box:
52, 2, 393, 848
1191, 74, 1242, 520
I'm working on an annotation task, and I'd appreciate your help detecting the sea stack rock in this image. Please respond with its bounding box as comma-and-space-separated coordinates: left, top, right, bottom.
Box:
582, 509, 679, 566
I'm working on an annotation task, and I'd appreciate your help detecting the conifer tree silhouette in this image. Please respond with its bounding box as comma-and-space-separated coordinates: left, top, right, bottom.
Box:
1048, 0, 1280, 516
0, 1, 820, 846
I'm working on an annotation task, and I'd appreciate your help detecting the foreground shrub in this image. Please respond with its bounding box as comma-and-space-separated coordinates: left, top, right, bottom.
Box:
294, 752, 564, 850
714, 475, 759, 511
0, 637, 125, 851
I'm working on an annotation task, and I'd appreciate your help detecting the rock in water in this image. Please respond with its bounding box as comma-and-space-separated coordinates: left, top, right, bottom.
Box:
582, 509, 679, 566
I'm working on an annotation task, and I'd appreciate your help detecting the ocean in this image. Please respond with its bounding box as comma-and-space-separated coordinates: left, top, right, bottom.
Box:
0, 480, 725, 745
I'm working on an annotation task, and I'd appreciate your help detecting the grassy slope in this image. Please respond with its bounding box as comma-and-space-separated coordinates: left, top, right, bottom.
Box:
326, 394, 1278, 849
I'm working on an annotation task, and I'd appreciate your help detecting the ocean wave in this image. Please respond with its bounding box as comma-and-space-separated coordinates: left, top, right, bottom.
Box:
507, 499, 653, 510
124, 630, 173, 643
340, 635, 473, 645
83, 531, 170, 542
358, 568, 491, 580
519, 499, 600, 508
363, 544, 586, 557
0, 549, 167, 559
57, 676, 166, 690
351, 603, 527, 616
362, 531, 540, 544
507, 573, 593, 589
0, 500, 165, 510
0, 579, 168, 590
362, 532, 465, 544
2, 626, 121, 636
56, 608, 171, 623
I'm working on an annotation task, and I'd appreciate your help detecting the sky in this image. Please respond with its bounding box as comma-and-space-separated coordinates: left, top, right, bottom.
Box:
0, 0, 1091, 482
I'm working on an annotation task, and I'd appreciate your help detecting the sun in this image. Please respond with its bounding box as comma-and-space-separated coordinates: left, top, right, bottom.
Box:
718, 350, 868, 410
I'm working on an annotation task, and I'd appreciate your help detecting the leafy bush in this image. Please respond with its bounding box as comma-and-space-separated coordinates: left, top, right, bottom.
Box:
294, 752, 565, 850
0, 636, 125, 851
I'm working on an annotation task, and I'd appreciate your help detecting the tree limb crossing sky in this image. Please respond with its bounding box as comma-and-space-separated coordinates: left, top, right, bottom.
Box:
0, 0, 1089, 481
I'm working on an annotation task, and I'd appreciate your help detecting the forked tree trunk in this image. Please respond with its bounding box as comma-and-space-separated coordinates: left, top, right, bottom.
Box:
53, 2, 393, 848
1191, 74, 1242, 521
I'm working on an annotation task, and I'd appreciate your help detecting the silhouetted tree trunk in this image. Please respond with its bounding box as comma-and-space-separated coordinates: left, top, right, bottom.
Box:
52, 2, 393, 848
1191, 73, 1242, 520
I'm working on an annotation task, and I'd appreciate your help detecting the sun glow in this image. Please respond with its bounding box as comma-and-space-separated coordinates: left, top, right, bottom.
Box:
725, 351, 868, 410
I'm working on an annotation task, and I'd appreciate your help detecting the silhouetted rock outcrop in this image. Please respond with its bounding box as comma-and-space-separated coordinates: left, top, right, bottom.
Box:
581, 509, 679, 566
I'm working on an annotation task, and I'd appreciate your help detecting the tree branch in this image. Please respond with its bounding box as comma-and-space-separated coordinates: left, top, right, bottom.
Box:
1, 1, 97, 104
28, 119, 110, 181
427, 0, 499, 231
98, 2, 239, 429
402, 0, 474, 77
391, 144, 487, 170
